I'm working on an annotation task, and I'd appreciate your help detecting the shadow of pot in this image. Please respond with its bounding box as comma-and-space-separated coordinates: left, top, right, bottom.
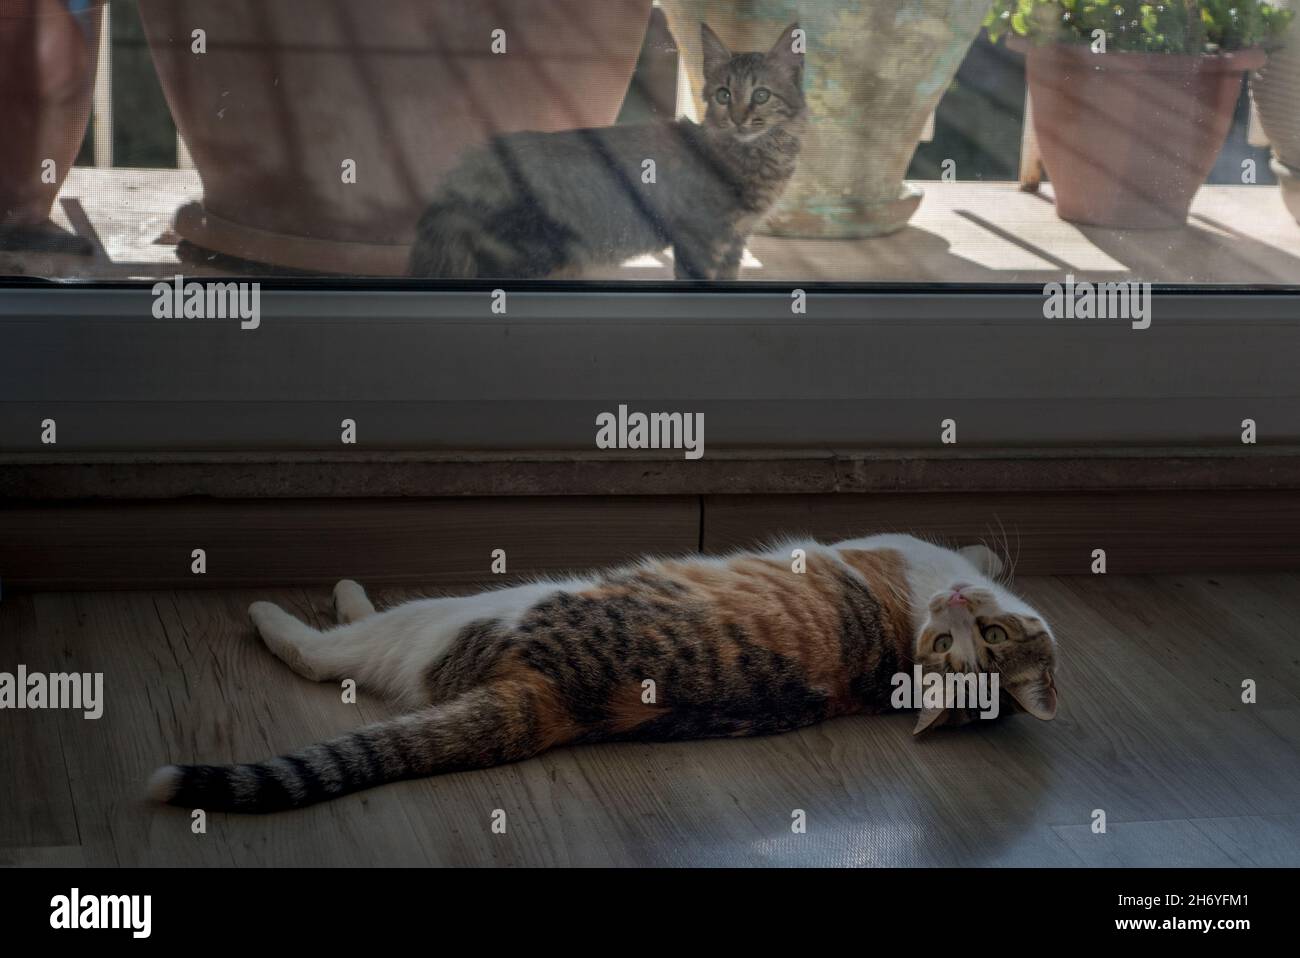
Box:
1024, 42, 1264, 230
138, 0, 652, 276
0, 0, 101, 254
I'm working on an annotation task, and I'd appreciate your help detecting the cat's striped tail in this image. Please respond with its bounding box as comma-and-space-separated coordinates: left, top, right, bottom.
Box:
407, 198, 573, 279
148, 686, 542, 813
408, 201, 484, 278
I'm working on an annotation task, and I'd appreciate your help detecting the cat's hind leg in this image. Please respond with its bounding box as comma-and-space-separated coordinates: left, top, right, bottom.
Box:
333, 579, 376, 624
251, 589, 449, 697
252, 580, 582, 701
248, 600, 331, 681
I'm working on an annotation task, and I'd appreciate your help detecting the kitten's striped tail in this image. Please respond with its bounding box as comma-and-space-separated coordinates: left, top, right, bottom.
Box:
148, 687, 540, 814
407, 201, 489, 278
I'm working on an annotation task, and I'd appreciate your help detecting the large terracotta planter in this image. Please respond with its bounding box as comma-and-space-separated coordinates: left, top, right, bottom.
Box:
1025, 42, 1265, 229
139, 0, 652, 275
660, 0, 991, 238
0, 0, 101, 254
1250, 0, 1300, 223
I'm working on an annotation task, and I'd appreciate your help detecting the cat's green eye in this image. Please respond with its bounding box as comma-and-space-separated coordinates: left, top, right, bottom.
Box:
982, 625, 1009, 645
752, 87, 771, 105
715, 87, 732, 105
933, 634, 953, 653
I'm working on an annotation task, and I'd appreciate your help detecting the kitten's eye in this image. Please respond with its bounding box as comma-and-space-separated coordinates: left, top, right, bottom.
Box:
933, 634, 953, 653
752, 87, 771, 105
715, 88, 732, 105
982, 625, 1009, 645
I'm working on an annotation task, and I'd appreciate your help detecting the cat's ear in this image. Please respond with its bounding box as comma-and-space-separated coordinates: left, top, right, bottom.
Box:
958, 544, 1004, 579
1004, 669, 1058, 721
701, 23, 731, 77
766, 22, 804, 79
912, 706, 949, 735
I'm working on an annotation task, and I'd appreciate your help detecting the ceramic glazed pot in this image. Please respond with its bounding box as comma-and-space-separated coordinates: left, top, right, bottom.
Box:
139, 0, 652, 275
659, 0, 991, 238
0, 0, 101, 253
1250, 1, 1300, 223
1266, 156, 1300, 226
1025, 43, 1265, 229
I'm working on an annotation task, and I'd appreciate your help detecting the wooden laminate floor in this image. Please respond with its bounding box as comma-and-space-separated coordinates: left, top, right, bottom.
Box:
3, 574, 1299, 867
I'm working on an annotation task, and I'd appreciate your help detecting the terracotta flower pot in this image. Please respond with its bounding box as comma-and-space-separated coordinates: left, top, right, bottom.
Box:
1250, 1, 1300, 223
660, 0, 992, 238
1024, 42, 1265, 229
0, 0, 101, 254
138, 0, 652, 275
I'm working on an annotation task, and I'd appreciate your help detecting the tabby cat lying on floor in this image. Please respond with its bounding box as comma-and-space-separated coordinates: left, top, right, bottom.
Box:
149, 534, 1058, 813
407, 22, 804, 280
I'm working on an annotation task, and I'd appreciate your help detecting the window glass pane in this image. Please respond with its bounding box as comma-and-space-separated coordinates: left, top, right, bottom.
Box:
2, 0, 1297, 286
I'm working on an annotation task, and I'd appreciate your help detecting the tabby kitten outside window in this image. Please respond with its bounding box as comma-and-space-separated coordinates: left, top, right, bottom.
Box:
408, 22, 805, 280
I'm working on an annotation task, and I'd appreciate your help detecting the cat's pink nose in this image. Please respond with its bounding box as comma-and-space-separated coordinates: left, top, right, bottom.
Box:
948, 583, 972, 605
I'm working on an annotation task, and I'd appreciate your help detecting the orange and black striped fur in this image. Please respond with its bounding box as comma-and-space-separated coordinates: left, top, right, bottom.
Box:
149, 534, 1058, 813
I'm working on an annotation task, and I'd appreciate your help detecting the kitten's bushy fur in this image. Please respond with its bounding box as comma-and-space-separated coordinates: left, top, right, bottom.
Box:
408, 22, 805, 280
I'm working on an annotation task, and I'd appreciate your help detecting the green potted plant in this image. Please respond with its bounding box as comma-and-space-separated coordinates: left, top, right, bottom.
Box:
987, 0, 1292, 227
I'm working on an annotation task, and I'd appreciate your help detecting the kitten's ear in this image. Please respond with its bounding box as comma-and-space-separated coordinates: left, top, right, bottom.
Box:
958, 544, 1004, 579
767, 22, 804, 77
912, 706, 949, 735
1005, 669, 1058, 721
701, 23, 731, 77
